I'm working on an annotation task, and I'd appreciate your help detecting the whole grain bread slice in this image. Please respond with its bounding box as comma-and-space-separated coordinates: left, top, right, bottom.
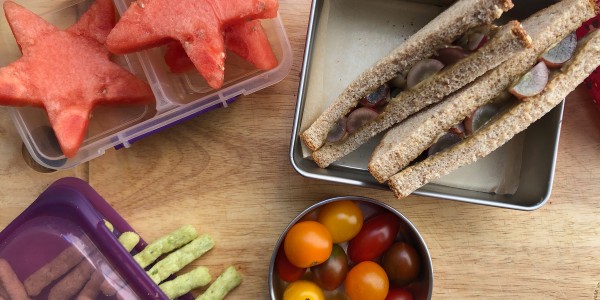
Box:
369, 0, 599, 183
312, 20, 530, 168
388, 28, 600, 198
300, 0, 513, 152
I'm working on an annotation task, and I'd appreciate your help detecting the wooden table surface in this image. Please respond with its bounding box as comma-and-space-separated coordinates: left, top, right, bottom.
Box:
2, 1, 600, 299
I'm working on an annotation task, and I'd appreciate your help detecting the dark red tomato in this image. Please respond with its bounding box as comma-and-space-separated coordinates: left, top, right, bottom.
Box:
347, 213, 399, 263
385, 287, 414, 300
311, 244, 348, 291
381, 242, 421, 286
300, 208, 320, 222
275, 246, 306, 282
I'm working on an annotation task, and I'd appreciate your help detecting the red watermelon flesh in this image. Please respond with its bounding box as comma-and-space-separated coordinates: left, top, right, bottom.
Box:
225, 19, 278, 70
210, 0, 278, 27
584, 68, 600, 111
106, 0, 279, 89
164, 40, 195, 73
577, 9, 600, 108
66, 0, 115, 44
0, 0, 153, 158
164, 20, 278, 74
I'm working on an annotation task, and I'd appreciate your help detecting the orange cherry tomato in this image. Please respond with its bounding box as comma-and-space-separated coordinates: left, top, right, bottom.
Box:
284, 221, 333, 268
317, 200, 363, 243
283, 280, 325, 300
344, 261, 389, 300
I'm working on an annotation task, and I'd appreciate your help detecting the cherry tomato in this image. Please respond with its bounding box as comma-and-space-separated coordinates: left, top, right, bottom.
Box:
381, 242, 421, 286
317, 200, 363, 243
275, 246, 306, 282
344, 261, 389, 300
284, 221, 333, 268
283, 280, 325, 300
385, 287, 414, 300
326, 291, 350, 300
347, 213, 399, 262
312, 244, 348, 290
300, 208, 320, 222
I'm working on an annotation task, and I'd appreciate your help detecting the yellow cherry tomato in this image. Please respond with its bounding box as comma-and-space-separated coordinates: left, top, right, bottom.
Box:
283, 280, 325, 300
317, 200, 363, 243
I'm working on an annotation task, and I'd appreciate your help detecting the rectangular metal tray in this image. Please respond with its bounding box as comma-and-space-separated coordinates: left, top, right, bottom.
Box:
290, 0, 563, 210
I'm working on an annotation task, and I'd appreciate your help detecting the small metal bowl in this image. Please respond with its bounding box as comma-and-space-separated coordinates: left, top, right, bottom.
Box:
268, 196, 433, 299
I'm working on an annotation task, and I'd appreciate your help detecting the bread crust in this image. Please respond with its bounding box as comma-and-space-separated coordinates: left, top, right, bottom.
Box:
300, 0, 514, 151
312, 20, 530, 168
369, 0, 598, 183
389, 29, 600, 198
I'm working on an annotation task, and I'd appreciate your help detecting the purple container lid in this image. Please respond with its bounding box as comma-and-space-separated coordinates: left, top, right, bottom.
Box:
0, 177, 171, 299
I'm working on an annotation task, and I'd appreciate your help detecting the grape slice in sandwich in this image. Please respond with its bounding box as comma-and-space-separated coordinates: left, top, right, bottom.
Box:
369, 0, 599, 184
309, 10, 533, 168
386, 21, 600, 199
300, 0, 515, 152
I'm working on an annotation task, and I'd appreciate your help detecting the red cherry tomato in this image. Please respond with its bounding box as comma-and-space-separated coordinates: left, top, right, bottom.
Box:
275, 246, 306, 282
381, 242, 421, 286
385, 287, 414, 300
347, 213, 399, 262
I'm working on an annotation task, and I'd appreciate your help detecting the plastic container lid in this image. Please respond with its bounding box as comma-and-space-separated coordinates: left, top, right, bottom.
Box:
0, 177, 173, 299
0, 0, 293, 170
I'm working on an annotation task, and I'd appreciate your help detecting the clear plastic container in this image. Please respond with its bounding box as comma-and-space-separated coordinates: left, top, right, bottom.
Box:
0, 0, 293, 170
0, 177, 177, 299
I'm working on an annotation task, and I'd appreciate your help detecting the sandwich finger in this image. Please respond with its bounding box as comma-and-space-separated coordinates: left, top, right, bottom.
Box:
301, 0, 514, 151
369, 0, 599, 183
312, 20, 531, 168
389, 29, 600, 198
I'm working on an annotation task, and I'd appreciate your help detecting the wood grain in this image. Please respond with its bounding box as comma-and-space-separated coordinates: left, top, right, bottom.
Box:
1, 1, 600, 299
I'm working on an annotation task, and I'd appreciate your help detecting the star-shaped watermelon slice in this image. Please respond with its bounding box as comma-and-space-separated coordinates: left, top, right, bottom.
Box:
106, 0, 279, 89
164, 19, 278, 74
0, 0, 154, 158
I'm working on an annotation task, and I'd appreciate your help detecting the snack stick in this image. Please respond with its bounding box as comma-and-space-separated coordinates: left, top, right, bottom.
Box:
99, 280, 117, 297
75, 271, 104, 300
118, 231, 140, 252
48, 258, 94, 300
24, 245, 84, 296
97, 261, 122, 297
98, 231, 140, 296
147, 234, 215, 284
115, 286, 138, 300
159, 266, 212, 299
134, 225, 198, 268
0, 259, 28, 300
196, 266, 242, 300
103, 220, 114, 232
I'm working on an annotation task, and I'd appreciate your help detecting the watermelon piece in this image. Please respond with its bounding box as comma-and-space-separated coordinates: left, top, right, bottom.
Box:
106, 0, 279, 89
0, 0, 153, 158
225, 20, 278, 70
164, 40, 195, 74
584, 67, 600, 110
164, 20, 278, 74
